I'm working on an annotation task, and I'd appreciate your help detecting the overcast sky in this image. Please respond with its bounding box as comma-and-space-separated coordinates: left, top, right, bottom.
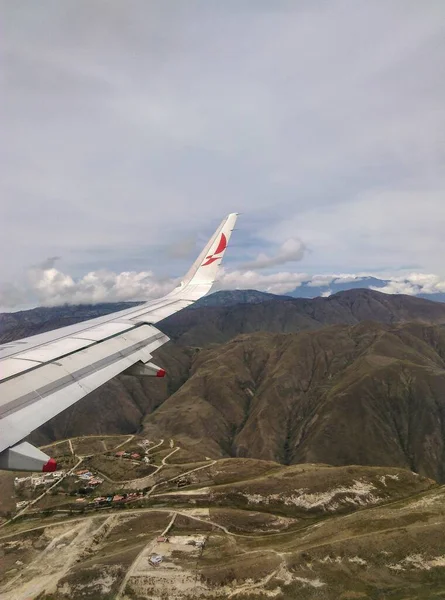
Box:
1, 1, 445, 309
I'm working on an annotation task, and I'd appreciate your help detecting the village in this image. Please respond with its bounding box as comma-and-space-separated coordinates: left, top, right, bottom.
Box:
13, 438, 176, 512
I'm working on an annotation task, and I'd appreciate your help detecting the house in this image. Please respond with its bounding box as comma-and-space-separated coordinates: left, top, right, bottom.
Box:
75, 469, 89, 476
149, 555, 163, 566
112, 494, 125, 502
115, 451, 125, 457
88, 478, 103, 486
157, 536, 169, 543
130, 453, 141, 460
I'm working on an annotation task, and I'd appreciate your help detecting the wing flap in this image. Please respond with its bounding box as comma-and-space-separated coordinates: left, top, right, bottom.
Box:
1, 358, 42, 379
15, 337, 95, 363
70, 322, 134, 341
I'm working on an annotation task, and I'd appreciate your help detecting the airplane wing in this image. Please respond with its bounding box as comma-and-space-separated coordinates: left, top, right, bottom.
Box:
0, 213, 238, 471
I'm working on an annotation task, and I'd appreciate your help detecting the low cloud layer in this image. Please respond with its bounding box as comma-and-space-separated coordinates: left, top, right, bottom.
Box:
0, 263, 178, 310
371, 273, 445, 296
2, 261, 445, 312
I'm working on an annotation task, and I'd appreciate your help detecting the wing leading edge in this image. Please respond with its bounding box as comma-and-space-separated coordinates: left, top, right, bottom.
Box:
0, 213, 238, 471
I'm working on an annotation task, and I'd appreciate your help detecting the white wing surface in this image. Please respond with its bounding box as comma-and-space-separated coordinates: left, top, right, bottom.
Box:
0, 213, 238, 471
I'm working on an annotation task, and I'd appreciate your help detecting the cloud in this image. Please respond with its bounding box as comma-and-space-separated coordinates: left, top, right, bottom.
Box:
0, 260, 178, 309
28, 268, 177, 307
4, 259, 445, 310
240, 239, 306, 269
218, 268, 309, 295
371, 272, 445, 296
1, 1, 444, 286
306, 273, 364, 287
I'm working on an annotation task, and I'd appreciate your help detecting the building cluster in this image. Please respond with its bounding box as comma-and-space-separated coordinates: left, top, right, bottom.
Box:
74, 469, 104, 488
114, 450, 148, 461
90, 491, 144, 506
14, 470, 65, 490
115, 439, 154, 463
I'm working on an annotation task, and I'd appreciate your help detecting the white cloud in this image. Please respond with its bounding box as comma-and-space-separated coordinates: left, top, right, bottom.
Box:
306, 273, 364, 287
218, 268, 309, 295
372, 272, 445, 296
0, 263, 178, 309
240, 238, 306, 269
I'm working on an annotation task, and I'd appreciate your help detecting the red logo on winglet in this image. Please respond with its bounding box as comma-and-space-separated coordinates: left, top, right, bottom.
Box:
202, 233, 227, 266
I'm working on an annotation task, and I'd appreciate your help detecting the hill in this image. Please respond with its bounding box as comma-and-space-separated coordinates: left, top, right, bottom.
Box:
142, 321, 445, 482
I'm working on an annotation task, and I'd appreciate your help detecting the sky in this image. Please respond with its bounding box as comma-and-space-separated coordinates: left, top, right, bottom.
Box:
1, 1, 445, 310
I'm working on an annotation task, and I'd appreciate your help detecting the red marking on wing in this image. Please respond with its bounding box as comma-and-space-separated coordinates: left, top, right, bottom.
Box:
202, 256, 220, 266
214, 233, 227, 255
201, 232, 228, 266
42, 458, 57, 472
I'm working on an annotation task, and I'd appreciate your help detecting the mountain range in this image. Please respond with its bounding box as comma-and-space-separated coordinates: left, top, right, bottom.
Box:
3, 288, 445, 481
285, 276, 445, 302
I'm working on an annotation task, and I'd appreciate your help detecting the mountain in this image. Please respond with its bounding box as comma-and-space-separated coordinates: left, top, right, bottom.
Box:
159, 288, 445, 346
288, 276, 387, 298
0, 291, 287, 343
287, 276, 445, 302
142, 320, 445, 482
194, 289, 293, 306
0, 302, 143, 343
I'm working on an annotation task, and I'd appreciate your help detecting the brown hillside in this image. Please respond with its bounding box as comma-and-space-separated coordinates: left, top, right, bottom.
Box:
159, 288, 445, 345
142, 321, 445, 482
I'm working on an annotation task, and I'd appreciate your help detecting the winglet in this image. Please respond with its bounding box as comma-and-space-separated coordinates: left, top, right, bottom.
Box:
129, 213, 239, 320
178, 213, 238, 288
